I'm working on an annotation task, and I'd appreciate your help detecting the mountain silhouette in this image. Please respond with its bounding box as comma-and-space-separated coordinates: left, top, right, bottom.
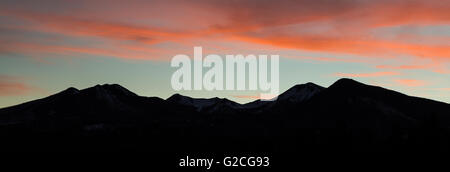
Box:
0, 78, 449, 152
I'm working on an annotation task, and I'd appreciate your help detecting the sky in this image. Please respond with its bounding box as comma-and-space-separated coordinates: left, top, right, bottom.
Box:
0, 0, 449, 108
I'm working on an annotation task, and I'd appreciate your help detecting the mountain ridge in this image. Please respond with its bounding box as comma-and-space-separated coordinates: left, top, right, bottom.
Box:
1, 78, 450, 152
1, 78, 448, 113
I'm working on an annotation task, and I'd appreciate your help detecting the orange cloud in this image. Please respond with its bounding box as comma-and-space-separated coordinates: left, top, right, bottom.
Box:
334, 71, 400, 78
376, 63, 450, 74
286, 56, 368, 63
203, 0, 449, 32
376, 65, 429, 70
0, 75, 44, 96
234, 34, 450, 61
0, 41, 174, 60
2, 11, 191, 45
0, 0, 449, 64
207, 0, 450, 63
394, 79, 427, 87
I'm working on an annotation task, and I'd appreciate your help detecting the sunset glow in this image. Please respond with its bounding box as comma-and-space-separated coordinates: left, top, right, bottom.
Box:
0, 0, 449, 107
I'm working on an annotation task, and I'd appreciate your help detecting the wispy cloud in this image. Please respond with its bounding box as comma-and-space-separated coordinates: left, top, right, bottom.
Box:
231, 95, 261, 99
1, 0, 449, 63
0, 75, 44, 96
4, 11, 190, 44
394, 79, 427, 87
436, 88, 450, 91
376, 64, 430, 70
334, 71, 400, 78
376, 63, 450, 74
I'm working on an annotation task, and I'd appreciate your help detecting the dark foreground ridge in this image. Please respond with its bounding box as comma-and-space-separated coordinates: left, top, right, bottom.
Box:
0, 78, 449, 152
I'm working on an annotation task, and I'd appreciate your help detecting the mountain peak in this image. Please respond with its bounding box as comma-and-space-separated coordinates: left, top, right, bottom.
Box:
167, 93, 241, 112
277, 82, 324, 103
48, 87, 80, 99
329, 78, 366, 89
167, 93, 193, 103
304, 82, 320, 86
89, 84, 137, 97
61, 87, 80, 94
